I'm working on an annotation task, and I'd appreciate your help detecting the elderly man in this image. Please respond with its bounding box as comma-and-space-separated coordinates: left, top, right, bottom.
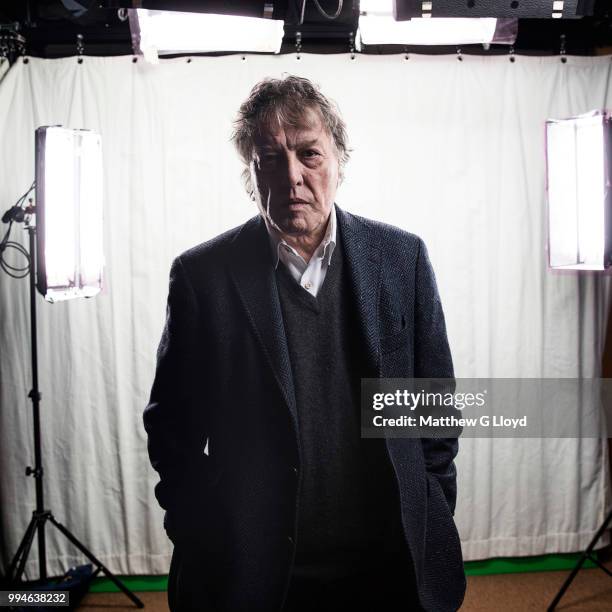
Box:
144, 75, 465, 612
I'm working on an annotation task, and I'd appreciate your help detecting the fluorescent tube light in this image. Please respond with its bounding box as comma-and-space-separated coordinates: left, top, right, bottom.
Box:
358, 1, 515, 46
545, 111, 612, 271
130, 9, 285, 58
35, 127, 104, 302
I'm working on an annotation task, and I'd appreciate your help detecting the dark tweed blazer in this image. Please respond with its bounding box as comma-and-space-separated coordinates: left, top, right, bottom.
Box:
143, 205, 466, 611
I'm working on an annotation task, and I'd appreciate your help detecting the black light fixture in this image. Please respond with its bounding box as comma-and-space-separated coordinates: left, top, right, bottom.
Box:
392, 0, 595, 20
358, 0, 517, 46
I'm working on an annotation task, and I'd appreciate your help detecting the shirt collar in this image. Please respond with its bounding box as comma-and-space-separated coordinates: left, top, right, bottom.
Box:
265, 204, 337, 269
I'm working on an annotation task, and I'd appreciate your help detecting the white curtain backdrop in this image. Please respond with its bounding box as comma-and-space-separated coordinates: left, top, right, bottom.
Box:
0, 53, 611, 576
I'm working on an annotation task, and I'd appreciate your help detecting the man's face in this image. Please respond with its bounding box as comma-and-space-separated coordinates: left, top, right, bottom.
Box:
251, 109, 340, 238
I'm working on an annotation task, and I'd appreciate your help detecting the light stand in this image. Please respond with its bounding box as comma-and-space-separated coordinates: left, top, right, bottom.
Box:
545, 110, 612, 609
547, 509, 612, 610
2, 215, 143, 608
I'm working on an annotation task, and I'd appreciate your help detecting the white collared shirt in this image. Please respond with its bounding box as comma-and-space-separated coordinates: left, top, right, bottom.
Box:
265, 205, 337, 298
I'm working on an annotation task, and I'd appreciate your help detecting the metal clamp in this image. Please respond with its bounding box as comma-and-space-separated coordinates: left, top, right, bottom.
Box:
76, 33, 84, 63
560, 33, 567, 63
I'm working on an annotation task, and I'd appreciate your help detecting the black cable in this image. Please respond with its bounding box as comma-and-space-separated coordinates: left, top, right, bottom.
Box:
13, 181, 35, 207
0, 219, 13, 248
297, 0, 307, 25
0, 222, 31, 278
1, 244, 29, 270
0, 181, 35, 279
0, 243, 29, 278
312, 0, 343, 20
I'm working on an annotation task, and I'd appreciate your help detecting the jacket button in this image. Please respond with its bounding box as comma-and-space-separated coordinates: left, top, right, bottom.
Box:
288, 536, 294, 546
292, 467, 298, 476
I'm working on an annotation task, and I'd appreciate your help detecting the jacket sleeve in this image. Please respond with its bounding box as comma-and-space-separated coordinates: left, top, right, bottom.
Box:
143, 256, 210, 542
414, 237, 460, 515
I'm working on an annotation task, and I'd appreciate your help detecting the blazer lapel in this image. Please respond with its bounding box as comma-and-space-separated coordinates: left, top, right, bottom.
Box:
228, 216, 298, 424
335, 205, 382, 376
228, 207, 381, 422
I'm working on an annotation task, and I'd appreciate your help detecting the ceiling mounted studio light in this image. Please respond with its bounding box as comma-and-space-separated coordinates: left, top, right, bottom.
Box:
129, 8, 285, 59
545, 111, 612, 271
357, 0, 517, 47
35, 126, 104, 302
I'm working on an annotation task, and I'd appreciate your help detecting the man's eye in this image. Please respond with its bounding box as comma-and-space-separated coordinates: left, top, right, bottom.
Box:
259, 155, 278, 166
302, 150, 320, 158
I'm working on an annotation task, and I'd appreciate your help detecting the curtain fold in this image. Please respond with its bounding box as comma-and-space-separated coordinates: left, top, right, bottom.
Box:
0, 53, 610, 575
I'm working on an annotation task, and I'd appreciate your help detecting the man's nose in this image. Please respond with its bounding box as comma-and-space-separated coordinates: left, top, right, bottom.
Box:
286, 154, 303, 187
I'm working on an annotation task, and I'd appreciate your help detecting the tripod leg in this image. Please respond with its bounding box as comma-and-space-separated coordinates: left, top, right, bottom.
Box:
7, 517, 38, 582
47, 515, 144, 609
547, 508, 612, 611
37, 511, 47, 582
9, 516, 40, 583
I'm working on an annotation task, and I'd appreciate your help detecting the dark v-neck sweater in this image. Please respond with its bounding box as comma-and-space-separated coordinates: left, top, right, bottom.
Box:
275, 229, 405, 583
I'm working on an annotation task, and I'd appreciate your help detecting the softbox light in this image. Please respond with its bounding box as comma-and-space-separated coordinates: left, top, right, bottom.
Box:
129, 8, 285, 58
545, 111, 612, 271
35, 126, 104, 301
358, 0, 517, 46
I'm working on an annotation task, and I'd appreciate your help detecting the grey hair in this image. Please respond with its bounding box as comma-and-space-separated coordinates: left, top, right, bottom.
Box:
230, 75, 351, 196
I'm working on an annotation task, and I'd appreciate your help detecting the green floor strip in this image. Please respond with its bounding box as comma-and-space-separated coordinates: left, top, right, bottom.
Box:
89, 575, 168, 593
465, 553, 596, 576
89, 553, 596, 593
